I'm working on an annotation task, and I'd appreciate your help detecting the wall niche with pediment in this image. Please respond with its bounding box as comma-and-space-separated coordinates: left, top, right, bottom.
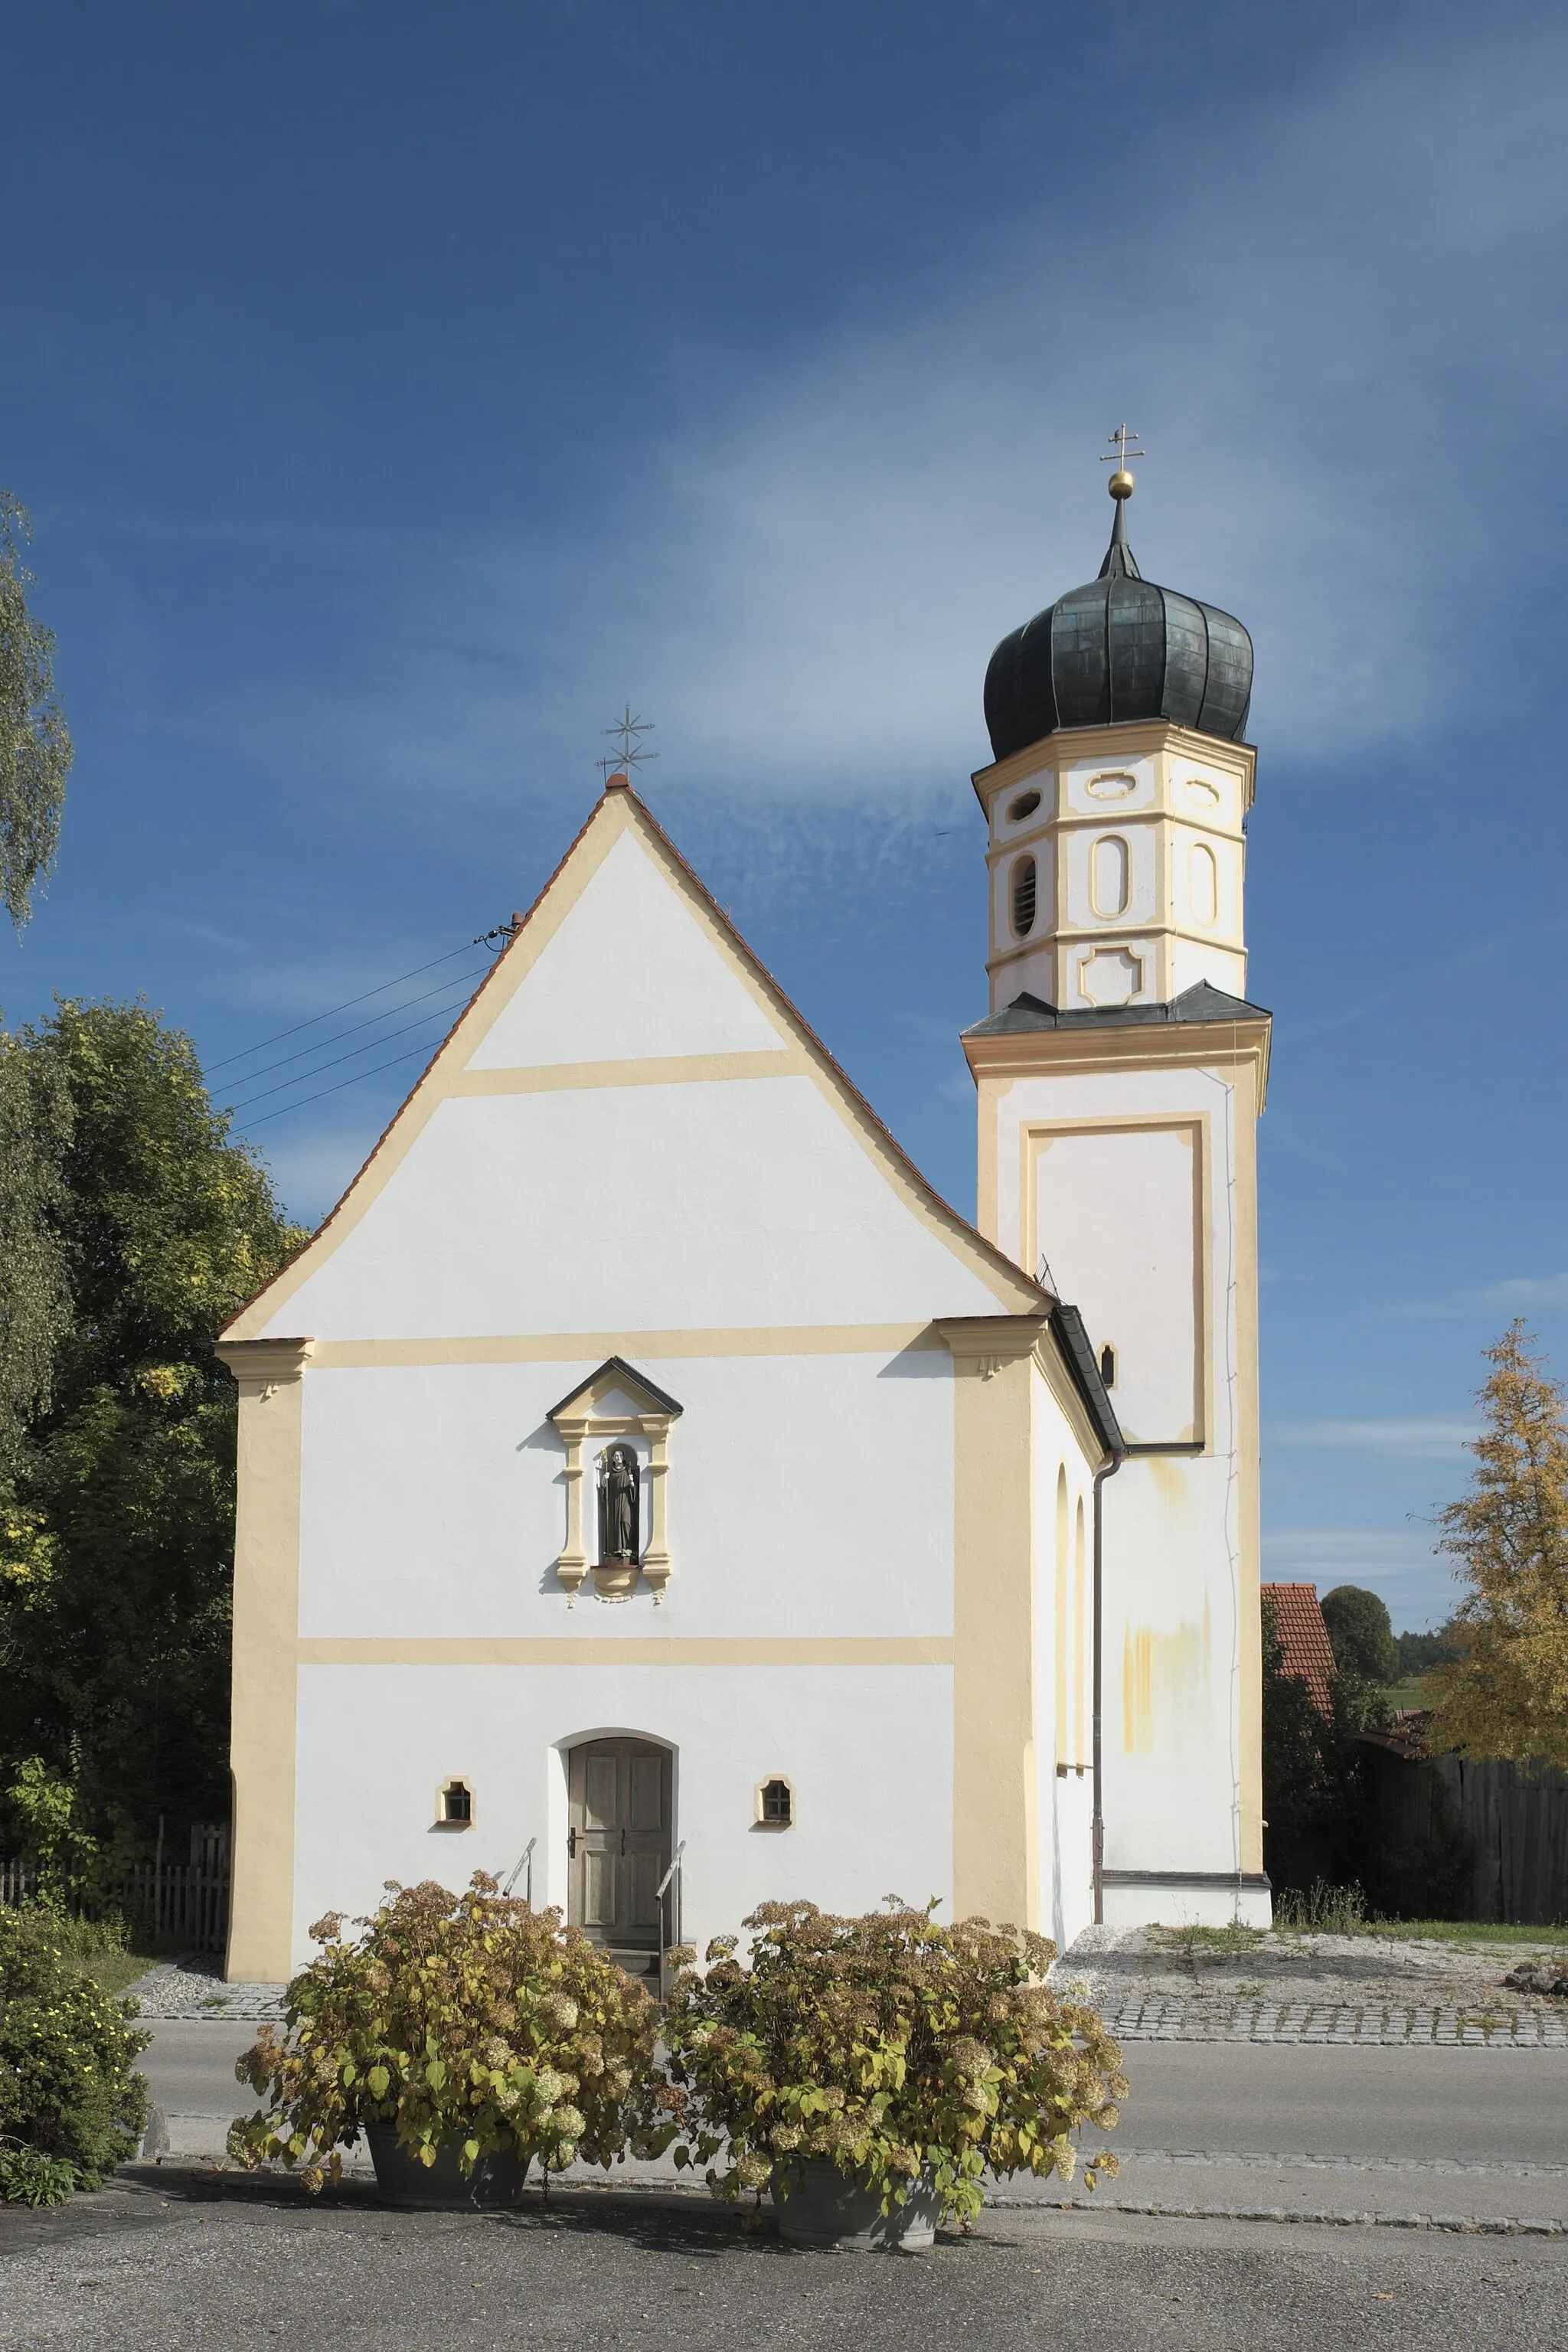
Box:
545, 1357, 683, 1606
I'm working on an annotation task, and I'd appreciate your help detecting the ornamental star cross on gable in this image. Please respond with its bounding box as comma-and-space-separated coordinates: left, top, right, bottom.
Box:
598, 705, 659, 781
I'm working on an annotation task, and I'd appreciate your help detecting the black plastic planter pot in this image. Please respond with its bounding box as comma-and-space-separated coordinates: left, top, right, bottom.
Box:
365, 2126, 528, 2210
770, 2160, 942, 2251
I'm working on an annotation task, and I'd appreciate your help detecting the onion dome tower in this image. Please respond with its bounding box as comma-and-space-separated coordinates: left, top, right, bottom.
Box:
983, 475, 1253, 761
960, 448, 1272, 1936
966, 466, 1262, 1019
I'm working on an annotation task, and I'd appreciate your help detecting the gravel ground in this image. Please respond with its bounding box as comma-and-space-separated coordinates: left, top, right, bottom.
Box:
130, 1925, 1568, 2040
127, 1962, 286, 2021
2, 2172, 1566, 2352
1047, 1926, 1568, 2043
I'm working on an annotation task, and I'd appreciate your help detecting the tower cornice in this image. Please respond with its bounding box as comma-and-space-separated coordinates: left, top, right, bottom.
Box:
972, 718, 1256, 816
962, 999, 1271, 1109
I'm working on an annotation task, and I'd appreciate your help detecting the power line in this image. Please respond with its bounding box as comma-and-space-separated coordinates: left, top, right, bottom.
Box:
218, 962, 492, 1092
225, 986, 485, 1113
206, 926, 514, 1075
238, 1037, 450, 1128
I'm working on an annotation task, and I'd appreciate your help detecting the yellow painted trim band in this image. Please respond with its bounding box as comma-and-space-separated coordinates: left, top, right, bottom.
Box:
305, 1324, 947, 1369
296, 1638, 955, 1668
447, 1050, 800, 1095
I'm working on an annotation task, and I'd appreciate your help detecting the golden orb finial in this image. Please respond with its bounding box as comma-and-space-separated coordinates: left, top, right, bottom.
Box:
1100, 423, 1144, 503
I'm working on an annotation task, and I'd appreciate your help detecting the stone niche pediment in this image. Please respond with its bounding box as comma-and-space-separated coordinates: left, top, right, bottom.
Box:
546, 1359, 683, 1606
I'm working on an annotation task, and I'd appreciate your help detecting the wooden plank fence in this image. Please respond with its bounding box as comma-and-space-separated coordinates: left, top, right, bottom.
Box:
1362, 1741, 1568, 1925
0, 1853, 230, 1955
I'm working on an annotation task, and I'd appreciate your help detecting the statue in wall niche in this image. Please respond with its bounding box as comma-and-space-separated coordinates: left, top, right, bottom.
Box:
598, 1444, 639, 1563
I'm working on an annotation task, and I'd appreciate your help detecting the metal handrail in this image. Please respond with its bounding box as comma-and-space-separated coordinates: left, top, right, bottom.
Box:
656, 1841, 685, 1999
501, 1837, 536, 1905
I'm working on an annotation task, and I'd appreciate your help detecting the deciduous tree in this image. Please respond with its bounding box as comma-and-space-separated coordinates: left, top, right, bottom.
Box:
0, 493, 71, 933
0, 1001, 305, 1854
1425, 1321, 1568, 1770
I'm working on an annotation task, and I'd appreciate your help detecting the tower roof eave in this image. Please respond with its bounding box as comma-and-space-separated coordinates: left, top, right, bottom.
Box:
969, 717, 1257, 812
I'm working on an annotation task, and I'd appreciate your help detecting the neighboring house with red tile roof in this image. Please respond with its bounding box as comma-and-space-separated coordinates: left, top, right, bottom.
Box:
1262, 1583, 1338, 1716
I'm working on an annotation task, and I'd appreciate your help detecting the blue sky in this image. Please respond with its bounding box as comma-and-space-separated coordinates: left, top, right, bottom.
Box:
4, 0, 1566, 1629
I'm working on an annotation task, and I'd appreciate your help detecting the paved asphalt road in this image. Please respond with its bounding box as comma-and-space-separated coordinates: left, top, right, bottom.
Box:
140, 2020, 1568, 2167
2, 2174, 1565, 2352
4, 2025, 1565, 2349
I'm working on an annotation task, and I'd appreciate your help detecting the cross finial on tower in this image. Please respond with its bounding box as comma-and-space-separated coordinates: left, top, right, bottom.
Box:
598, 704, 658, 784
1099, 421, 1145, 501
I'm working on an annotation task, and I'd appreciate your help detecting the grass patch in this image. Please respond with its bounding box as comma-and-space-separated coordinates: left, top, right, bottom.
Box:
1367, 1919, 1568, 1950
1272, 1886, 1568, 1948
0, 1909, 159, 2000
1151, 1922, 1267, 1959
1274, 1883, 1370, 1935
1385, 1677, 1432, 1713
80, 1948, 159, 1998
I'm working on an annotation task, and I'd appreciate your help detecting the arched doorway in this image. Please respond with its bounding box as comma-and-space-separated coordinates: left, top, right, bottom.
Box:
565, 1739, 672, 1984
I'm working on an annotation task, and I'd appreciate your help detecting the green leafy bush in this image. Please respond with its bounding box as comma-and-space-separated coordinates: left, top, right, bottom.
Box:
0, 1909, 149, 2190
662, 1900, 1125, 2226
229, 1875, 680, 2193
0, 2139, 80, 2206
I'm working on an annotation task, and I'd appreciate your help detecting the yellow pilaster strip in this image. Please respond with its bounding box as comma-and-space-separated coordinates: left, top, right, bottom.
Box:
218, 1339, 312, 1982
942, 1318, 1041, 1930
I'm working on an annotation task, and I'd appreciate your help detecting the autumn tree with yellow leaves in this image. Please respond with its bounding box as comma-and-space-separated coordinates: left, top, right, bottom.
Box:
1425, 1321, 1568, 1771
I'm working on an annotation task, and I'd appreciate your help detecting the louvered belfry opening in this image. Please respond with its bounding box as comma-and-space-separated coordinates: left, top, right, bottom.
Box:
1011, 855, 1037, 938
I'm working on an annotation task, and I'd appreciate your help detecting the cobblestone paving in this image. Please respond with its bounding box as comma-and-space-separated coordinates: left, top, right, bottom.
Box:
1050, 1923, 1568, 2045
1102, 1996, 1568, 2043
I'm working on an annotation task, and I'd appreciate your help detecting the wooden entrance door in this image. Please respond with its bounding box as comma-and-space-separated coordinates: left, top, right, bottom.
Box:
566, 1740, 671, 1978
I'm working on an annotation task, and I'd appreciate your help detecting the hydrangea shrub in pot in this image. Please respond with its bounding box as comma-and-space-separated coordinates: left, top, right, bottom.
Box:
229, 1876, 679, 2203
662, 1901, 1124, 2246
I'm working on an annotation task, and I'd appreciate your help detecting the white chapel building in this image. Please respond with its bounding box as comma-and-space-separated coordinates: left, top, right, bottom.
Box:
217, 476, 1272, 1982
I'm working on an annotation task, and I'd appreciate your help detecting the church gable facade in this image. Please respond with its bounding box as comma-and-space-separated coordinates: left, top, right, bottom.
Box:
219, 782, 1118, 1981
220, 477, 1271, 1983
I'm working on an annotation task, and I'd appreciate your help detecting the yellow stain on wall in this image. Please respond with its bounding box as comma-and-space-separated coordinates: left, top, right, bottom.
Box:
1122, 1596, 1212, 1755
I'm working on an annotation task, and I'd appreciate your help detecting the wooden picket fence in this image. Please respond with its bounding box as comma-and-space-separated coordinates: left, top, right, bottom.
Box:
0, 1836, 230, 1955
1361, 1737, 1568, 1925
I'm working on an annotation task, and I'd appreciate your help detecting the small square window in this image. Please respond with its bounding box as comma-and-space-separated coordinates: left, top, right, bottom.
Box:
758, 1777, 793, 1828
437, 1779, 473, 1827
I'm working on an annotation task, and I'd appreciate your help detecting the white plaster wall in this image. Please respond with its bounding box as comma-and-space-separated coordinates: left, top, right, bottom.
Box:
1170, 760, 1242, 831
290, 1662, 954, 1971
296, 1346, 955, 1640
1050, 1772, 1095, 1951
988, 762, 1057, 839
1063, 825, 1158, 933
1169, 936, 1249, 998
1102, 1882, 1270, 1930
1062, 753, 1156, 816
990, 839, 1054, 969
986, 1060, 1248, 1911
1030, 1363, 1099, 1946
1170, 822, 1241, 946
470, 831, 786, 1070
1033, 1125, 1200, 1445
263, 1077, 1002, 1341
1102, 1454, 1242, 1877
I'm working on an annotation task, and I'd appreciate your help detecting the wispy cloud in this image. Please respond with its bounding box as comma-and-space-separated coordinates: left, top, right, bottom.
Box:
1268, 1417, 1475, 1459
1262, 1527, 1456, 1627
1393, 1273, 1568, 1322
210, 16, 1568, 822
